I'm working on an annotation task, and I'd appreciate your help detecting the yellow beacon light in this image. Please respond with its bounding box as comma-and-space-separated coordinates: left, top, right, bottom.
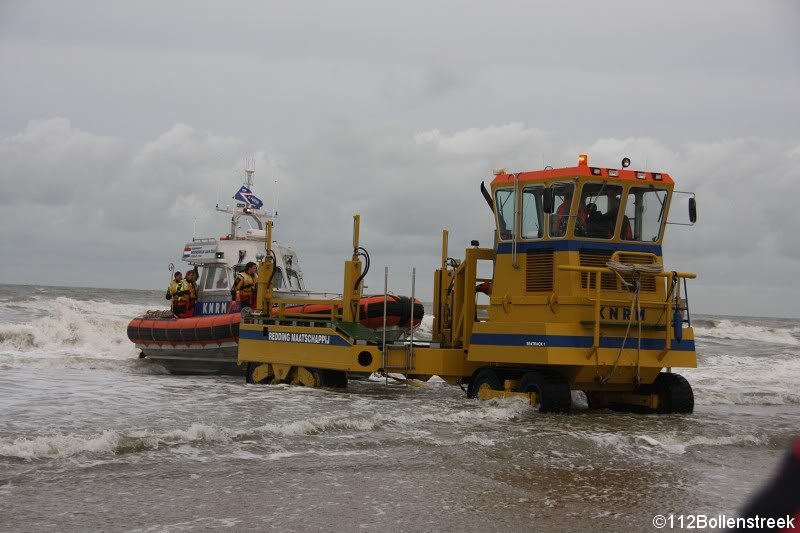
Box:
578, 154, 588, 166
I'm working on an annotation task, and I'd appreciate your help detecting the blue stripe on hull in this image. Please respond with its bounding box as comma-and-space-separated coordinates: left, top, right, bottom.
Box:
470, 333, 695, 352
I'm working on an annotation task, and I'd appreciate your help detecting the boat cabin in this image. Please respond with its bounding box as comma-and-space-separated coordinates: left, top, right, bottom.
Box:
182, 233, 306, 316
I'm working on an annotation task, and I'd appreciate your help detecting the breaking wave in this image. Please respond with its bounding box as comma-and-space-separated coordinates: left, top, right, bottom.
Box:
694, 318, 799, 346
0, 296, 154, 371
0, 399, 531, 460
0, 423, 233, 460
686, 352, 800, 406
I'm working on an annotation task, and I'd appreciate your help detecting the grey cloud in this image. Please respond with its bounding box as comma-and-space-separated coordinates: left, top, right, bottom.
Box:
1, 1, 799, 317
1, 117, 799, 316
2, 2, 798, 145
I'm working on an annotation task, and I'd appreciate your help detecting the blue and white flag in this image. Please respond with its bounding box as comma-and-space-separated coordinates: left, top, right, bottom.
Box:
233, 186, 264, 209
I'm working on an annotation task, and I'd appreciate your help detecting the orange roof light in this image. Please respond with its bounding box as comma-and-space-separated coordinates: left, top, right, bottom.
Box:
578, 154, 588, 167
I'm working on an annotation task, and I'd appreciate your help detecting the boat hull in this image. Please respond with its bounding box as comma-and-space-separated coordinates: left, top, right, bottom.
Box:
139, 344, 241, 375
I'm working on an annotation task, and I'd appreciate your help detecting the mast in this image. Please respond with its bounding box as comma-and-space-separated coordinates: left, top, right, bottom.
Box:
215, 158, 272, 238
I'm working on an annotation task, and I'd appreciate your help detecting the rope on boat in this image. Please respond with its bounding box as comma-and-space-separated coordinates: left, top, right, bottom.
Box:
143, 310, 177, 319
600, 261, 664, 385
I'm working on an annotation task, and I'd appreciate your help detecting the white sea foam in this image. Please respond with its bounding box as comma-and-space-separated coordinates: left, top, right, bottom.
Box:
584, 430, 766, 457
256, 396, 530, 437
161, 422, 236, 444
695, 318, 799, 346
0, 430, 151, 460
414, 314, 434, 340
460, 434, 496, 446
0, 296, 152, 369
0, 422, 236, 460
129, 517, 241, 532
686, 352, 800, 405
0, 397, 529, 460
0, 353, 167, 374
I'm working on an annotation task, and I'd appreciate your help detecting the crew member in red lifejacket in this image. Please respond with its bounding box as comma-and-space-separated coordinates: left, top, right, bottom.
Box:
552, 188, 588, 237
172, 278, 191, 318
182, 269, 198, 317
232, 262, 258, 309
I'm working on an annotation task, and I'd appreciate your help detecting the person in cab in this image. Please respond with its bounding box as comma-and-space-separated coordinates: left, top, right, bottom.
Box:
607, 194, 633, 240
232, 262, 258, 309
552, 187, 587, 237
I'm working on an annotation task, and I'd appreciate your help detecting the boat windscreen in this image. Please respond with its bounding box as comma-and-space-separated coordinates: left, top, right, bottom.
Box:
286, 269, 302, 291
273, 267, 284, 289
203, 266, 230, 291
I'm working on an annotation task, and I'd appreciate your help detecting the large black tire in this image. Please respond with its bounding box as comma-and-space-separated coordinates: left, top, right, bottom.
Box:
583, 391, 606, 410
468, 368, 503, 399
517, 370, 572, 413
324, 370, 349, 389
643, 372, 694, 414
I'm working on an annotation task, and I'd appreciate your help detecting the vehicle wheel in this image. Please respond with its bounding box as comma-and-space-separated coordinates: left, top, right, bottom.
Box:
584, 391, 606, 410
245, 362, 272, 384
468, 368, 503, 399
517, 370, 571, 413
324, 370, 348, 389
642, 372, 694, 414
296, 367, 326, 388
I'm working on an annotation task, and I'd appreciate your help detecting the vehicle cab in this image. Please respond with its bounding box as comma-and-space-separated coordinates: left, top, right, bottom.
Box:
485, 154, 696, 324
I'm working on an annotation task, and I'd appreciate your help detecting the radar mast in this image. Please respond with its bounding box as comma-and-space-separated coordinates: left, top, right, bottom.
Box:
215, 158, 272, 238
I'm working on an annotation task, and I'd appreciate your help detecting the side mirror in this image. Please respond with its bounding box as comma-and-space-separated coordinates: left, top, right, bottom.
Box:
470, 240, 480, 247
688, 197, 697, 223
542, 188, 554, 214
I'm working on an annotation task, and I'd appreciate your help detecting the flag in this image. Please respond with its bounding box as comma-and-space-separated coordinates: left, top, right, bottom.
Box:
233, 186, 264, 209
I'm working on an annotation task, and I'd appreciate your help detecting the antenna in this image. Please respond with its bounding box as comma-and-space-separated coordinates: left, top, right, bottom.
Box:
272, 161, 279, 218
244, 157, 255, 188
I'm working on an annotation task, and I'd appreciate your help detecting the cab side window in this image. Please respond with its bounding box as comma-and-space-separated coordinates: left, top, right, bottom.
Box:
495, 189, 515, 240
623, 187, 668, 241
521, 185, 544, 239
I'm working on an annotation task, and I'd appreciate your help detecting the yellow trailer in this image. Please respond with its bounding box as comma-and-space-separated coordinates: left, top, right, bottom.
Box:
238, 154, 699, 414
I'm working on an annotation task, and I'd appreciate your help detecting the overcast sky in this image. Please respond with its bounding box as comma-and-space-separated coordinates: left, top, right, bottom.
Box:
1, 1, 798, 317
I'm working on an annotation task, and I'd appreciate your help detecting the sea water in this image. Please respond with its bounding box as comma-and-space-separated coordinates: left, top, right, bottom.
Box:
0, 284, 798, 531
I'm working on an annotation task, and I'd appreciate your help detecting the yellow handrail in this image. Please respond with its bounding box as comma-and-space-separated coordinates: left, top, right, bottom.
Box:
556, 265, 696, 359
271, 298, 343, 306
558, 265, 696, 279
